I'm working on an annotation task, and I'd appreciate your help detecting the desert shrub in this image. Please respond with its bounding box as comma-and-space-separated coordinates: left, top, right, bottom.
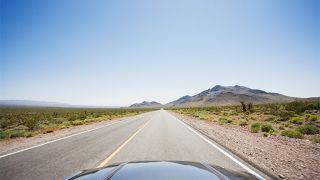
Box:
261, 123, 273, 132
277, 110, 295, 121
296, 124, 319, 135
247, 103, 253, 112
68, 115, 77, 121
10, 130, 27, 138
78, 114, 87, 120
305, 114, 318, 121
198, 113, 211, 120
238, 119, 248, 126
241, 102, 246, 112
285, 101, 319, 114
0, 130, 28, 139
0, 117, 10, 129
281, 130, 303, 139
278, 125, 285, 130
0, 130, 10, 139
250, 123, 261, 133
289, 116, 303, 125
285, 101, 307, 114
24, 117, 38, 130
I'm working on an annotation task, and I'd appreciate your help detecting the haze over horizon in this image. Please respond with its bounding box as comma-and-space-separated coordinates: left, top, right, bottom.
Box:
1, 0, 319, 106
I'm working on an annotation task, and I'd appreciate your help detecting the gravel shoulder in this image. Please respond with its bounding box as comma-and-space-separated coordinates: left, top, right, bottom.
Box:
171, 112, 320, 180
0, 114, 143, 156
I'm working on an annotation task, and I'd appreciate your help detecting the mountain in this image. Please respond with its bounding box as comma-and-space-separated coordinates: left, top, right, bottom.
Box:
130, 101, 163, 108
166, 95, 192, 106
166, 85, 294, 107
0, 100, 72, 107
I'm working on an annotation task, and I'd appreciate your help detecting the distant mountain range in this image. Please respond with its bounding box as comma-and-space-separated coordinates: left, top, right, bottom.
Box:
129, 85, 299, 108
129, 101, 163, 108
0, 100, 72, 107
166, 85, 294, 107
2, 85, 318, 108
0, 100, 118, 108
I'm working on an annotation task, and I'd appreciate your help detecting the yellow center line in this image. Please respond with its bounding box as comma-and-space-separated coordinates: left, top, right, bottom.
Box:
97, 120, 150, 168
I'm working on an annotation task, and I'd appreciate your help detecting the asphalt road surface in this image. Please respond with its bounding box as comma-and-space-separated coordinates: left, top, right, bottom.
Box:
0, 110, 268, 179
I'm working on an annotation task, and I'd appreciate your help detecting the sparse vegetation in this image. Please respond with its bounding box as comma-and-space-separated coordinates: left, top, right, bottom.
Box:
241, 102, 246, 112
261, 123, 273, 133
250, 123, 261, 133
289, 116, 303, 125
238, 119, 247, 126
281, 130, 303, 139
0, 107, 153, 140
296, 124, 319, 135
170, 100, 320, 142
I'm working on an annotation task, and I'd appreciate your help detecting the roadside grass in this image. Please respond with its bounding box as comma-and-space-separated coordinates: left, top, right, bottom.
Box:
170, 100, 320, 142
0, 107, 154, 140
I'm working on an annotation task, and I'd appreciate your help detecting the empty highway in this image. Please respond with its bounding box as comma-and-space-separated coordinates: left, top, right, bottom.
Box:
0, 110, 268, 179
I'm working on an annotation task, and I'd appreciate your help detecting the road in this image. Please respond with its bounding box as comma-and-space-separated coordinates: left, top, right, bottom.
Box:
0, 110, 268, 179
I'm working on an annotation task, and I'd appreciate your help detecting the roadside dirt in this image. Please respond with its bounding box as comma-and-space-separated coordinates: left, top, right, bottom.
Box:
171, 112, 320, 180
0, 115, 141, 156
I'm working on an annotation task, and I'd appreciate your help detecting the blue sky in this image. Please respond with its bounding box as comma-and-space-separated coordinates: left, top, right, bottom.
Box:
1, 0, 319, 106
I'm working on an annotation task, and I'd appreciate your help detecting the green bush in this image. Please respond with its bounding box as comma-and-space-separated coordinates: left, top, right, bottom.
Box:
306, 114, 318, 121
241, 102, 246, 112
247, 103, 253, 112
24, 117, 38, 130
0, 130, 10, 139
261, 123, 273, 132
289, 116, 303, 124
0, 117, 9, 129
296, 124, 319, 135
281, 130, 303, 139
238, 119, 248, 126
10, 130, 27, 138
250, 123, 261, 133
277, 110, 295, 121
0, 130, 28, 139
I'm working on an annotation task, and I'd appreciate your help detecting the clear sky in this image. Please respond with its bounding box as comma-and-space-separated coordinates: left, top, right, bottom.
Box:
1, 0, 319, 106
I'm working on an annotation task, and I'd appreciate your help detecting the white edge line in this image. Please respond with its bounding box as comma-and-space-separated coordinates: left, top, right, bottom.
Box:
172, 115, 265, 180
0, 120, 124, 159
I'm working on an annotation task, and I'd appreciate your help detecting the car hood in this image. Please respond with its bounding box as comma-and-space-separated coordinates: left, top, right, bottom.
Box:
65, 161, 258, 180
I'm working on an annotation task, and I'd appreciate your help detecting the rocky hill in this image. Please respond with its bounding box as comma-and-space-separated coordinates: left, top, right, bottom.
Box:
130, 101, 163, 108
166, 85, 294, 107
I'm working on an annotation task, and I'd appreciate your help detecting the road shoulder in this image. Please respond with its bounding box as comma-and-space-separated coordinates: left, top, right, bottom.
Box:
170, 111, 320, 180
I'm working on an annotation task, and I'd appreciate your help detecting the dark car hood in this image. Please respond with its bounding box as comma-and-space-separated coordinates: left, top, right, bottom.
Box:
65, 161, 258, 180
